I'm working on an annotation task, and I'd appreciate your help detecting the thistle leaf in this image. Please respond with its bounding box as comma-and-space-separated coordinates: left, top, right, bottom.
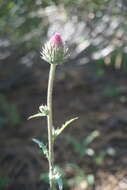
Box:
32, 138, 48, 159
54, 117, 78, 137
28, 104, 49, 120
53, 166, 63, 190
56, 177, 63, 190
28, 113, 46, 120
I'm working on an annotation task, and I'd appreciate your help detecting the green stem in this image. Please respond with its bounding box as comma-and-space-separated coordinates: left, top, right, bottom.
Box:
47, 64, 56, 190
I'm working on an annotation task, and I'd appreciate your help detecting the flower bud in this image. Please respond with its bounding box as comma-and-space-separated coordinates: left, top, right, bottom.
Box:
50, 33, 63, 48
41, 33, 67, 65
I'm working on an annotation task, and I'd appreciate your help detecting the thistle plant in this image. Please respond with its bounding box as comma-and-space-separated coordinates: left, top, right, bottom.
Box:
29, 33, 78, 190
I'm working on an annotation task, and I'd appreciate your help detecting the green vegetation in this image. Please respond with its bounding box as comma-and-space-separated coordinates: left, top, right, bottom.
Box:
0, 94, 21, 128
0, 178, 10, 190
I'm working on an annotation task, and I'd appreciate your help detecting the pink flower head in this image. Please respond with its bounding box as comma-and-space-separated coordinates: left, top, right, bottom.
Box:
41, 33, 67, 65
49, 33, 63, 47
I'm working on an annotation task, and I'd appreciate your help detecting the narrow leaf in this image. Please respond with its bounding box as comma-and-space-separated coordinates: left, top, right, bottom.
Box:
32, 138, 45, 148
54, 117, 78, 137
32, 138, 48, 159
56, 177, 63, 190
63, 117, 78, 128
53, 166, 63, 190
28, 113, 46, 120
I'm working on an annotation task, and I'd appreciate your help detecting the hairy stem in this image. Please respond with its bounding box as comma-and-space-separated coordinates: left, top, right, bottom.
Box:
47, 64, 56, 190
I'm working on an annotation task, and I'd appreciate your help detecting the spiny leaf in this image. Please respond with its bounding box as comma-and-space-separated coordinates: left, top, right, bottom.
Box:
62, 117, 78, 128
32, 138, 44, 148
54, 117, 78, 137
28, 104, 49, 120
28, 113, 46, 120
32, 138, 48, 159
53, 166, 63, 190
56, 177, 63, 190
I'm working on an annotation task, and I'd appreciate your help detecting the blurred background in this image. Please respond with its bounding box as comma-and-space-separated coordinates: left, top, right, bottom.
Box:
0, 0, 127, 189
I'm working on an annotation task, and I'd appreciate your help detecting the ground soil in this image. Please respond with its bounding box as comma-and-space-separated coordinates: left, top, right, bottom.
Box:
0, 63, 127, 190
